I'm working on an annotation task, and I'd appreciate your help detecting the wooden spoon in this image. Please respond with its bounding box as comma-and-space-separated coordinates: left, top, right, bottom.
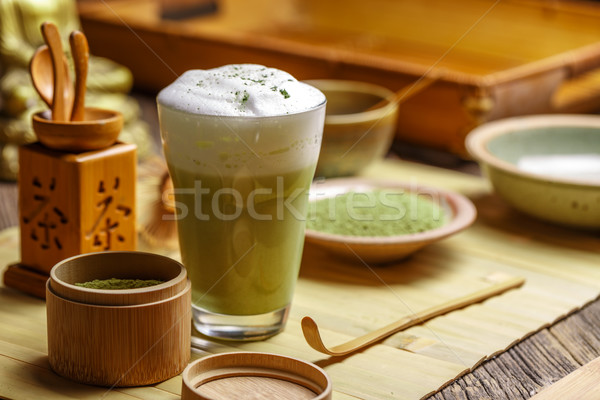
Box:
301, 276, 525, 357
29, 45, 71, 111
29, 45, 54, 108
40, 22, 72, 121
69, 30, 89, 121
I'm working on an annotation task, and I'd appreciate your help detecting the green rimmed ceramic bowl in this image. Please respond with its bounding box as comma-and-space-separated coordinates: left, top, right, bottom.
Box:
466, 115, 600, 229
303, 80, 399, 178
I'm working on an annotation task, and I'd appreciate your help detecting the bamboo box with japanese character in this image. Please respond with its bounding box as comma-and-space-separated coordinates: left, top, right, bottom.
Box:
18, 142, 137, 274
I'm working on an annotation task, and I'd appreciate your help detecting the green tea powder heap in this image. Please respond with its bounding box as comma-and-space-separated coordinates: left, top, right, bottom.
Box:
307, 189, 446, 237
75, 278, 164, 290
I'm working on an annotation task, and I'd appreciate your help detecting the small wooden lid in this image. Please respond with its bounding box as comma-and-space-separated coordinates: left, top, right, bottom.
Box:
181, 352, 332, 400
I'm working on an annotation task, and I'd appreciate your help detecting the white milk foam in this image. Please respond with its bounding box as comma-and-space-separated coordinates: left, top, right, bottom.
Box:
157, 64, 325, 117
157, 65, 326, 174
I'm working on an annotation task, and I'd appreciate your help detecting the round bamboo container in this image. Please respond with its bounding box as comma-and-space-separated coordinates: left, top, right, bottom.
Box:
46, 251, 191, 387
181, 352, 332, 399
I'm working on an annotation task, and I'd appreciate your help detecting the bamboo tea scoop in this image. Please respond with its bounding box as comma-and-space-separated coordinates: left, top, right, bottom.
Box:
302, 276, 525, 357
366, 74, 440, 112
69, 30, 89, 121
33, 22, 72, 121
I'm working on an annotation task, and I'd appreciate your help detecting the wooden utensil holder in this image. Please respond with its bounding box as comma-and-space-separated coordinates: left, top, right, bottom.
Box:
4, 125, 136, 298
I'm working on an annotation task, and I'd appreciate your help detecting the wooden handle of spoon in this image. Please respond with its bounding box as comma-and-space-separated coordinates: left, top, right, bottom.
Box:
41, 22, 69, 122
69, 30, 89, 121
302, 276, 526, 357
365, 73, 441, 112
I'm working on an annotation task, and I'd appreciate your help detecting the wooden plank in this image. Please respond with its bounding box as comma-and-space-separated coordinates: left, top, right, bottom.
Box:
530, 356, 600, 399
549, 311, 600, 365
430, 300, 600, 400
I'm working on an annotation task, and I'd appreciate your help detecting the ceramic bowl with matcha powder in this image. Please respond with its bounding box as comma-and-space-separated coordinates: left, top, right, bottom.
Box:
304, 178, 477, 263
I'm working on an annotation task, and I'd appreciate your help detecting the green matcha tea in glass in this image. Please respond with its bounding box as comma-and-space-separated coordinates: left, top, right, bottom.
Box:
157, 64, 326, 340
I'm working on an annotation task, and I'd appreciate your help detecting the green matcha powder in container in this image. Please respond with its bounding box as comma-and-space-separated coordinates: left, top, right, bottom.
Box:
75, 278, 164, 290
307, 189, 447, 236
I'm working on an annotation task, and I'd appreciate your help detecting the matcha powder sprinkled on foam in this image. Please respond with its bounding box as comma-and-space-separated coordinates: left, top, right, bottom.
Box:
307, 189, 447, 237
157, 64, 325, 117
279, 88, 290, 99
75, 278, 164, 290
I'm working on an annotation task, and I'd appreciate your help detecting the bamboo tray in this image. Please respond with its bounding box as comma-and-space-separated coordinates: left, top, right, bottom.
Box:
2, 158, 600, 399
78, 0, 600, 155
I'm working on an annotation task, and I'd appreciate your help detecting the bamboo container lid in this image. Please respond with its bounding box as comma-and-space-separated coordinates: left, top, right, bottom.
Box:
181, 352, 332, 400
46, 251, 191, 387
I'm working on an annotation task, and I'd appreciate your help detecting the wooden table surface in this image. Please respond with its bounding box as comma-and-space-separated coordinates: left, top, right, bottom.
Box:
0, 94, 599, 400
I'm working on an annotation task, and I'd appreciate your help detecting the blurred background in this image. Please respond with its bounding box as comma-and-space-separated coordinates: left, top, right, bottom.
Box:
2, 0, 600, 181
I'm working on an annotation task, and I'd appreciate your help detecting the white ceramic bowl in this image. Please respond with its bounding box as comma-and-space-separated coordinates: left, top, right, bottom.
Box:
466, 114, 600, 229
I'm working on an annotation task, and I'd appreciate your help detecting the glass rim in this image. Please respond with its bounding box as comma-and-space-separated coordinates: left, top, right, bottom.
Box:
157, 98, 327, 120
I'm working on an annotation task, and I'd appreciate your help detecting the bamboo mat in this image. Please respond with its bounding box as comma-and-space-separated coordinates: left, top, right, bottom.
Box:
1, 158, 599, 400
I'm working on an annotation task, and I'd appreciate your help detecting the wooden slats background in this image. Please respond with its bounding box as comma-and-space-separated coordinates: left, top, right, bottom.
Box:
0, 159, 599, 399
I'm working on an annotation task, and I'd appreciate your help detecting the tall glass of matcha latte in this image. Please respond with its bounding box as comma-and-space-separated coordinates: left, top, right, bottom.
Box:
157, 65, 326, 340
